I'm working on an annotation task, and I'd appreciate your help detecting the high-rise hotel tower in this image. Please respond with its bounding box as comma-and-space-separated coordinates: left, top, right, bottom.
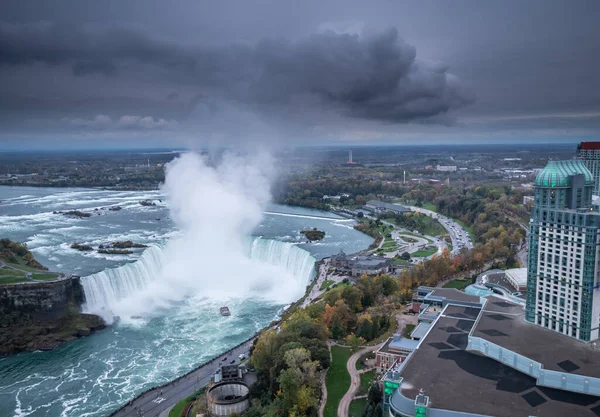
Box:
526, 160, 600, 341
577, 141, 600, 196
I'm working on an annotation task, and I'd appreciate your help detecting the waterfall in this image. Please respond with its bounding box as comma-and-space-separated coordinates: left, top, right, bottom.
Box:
81, 245, 166, 316
81, 237, 316, 317
249, 237, 316, 283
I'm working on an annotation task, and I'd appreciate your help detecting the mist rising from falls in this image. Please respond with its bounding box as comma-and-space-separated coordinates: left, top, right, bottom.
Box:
80, 152, 314, 322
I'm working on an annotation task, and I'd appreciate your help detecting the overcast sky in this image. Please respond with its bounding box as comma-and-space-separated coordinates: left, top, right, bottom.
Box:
0, 0, 599, 149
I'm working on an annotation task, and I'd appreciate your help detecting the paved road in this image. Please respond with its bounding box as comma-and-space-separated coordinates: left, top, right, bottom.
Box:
409, 206, 473, 254
110, 340, 254, 417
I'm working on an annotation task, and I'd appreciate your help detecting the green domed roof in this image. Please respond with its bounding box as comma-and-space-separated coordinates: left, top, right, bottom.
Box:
535, 160, 593, 187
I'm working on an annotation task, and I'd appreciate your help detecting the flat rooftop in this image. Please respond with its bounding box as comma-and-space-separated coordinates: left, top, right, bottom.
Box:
398, 305, 600, 417
379, 336, 419, 354
428, 288, 482, 303
473, 297, 600, 377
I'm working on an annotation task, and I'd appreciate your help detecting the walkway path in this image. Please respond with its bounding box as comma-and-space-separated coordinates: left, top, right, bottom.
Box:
0, 259, 65, 284
337, 315, 406, 417
301, 258, 338, 308
337, 344, 381, 417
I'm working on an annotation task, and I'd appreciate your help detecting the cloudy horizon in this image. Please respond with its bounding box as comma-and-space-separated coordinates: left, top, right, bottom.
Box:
0, 0, 599, 149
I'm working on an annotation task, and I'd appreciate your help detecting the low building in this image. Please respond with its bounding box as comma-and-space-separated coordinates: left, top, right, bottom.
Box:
381, 291, 600, 417
436, 165, 457, 172
504, 267, 527, 291
375, 334, 419, 374
523, 195, 534, 206
364, 200, 410, 215
331, 250, 391, 276
213, 365, 242, 384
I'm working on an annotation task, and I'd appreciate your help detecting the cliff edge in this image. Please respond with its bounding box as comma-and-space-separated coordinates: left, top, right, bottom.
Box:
0, 239, 106, 355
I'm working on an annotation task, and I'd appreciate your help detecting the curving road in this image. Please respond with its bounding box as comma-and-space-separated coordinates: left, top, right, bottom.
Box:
109, 340, 254, 417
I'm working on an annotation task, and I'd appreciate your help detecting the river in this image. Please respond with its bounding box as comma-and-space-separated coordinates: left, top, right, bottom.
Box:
0, 186, 372, 417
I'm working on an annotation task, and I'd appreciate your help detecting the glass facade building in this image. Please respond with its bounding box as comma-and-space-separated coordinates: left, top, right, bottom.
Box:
526, 159, 600, 341
577, 142, 600, 196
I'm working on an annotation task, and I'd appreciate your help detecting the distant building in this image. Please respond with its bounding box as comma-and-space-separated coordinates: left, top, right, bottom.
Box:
330, 250, 391, 276
435, 165, 457, 172
364, 200, 410, 215
577, 141, 600, 195
523, 195, 534, 207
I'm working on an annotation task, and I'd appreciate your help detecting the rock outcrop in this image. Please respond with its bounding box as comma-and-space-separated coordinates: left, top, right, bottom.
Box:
0, 277, 105, 355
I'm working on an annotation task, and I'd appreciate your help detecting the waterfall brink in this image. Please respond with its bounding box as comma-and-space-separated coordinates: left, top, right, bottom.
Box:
81, 238, 316, 318
249, 237, 316, 283
81, 245, 166, 316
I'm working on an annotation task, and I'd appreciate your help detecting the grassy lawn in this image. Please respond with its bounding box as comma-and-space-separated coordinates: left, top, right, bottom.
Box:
397, 235, 418, 243
403, 323, 416, 338
320, 279, 334, 290
0, 267, 27, 277
349, 398, 368, 417
380, 237, 397, 252
324, 346, 352, 417
421, 202, 437, 212
0, 276, 29, 284
359, 370, 375, 394
0, 267, 29, 284
32, 273, 59, 281
411, 248, 438, 257
443, 277, 475, 290
400, 232, 433, 243
168, 398, 190, 417
6, 263, 45, 273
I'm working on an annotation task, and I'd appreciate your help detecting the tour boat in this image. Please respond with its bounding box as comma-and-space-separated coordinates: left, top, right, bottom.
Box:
220, 306, 231, 316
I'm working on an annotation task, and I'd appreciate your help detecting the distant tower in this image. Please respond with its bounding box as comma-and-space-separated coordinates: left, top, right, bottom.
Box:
147, 158, 150, 168
349, 149, 353, 164
577, 141, 600, 195
403, 171, 406, 184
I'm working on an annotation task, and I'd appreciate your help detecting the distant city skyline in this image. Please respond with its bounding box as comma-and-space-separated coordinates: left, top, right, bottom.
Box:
0, 0, 599, 149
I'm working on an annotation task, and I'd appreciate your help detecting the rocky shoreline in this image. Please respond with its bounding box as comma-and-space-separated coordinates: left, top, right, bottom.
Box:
0, 309, 106, 355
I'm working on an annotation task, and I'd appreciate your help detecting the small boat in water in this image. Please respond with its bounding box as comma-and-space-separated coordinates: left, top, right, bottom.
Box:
220, 306, 231, 316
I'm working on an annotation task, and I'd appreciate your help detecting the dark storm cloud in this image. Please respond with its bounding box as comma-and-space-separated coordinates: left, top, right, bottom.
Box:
0, 22, 471, 123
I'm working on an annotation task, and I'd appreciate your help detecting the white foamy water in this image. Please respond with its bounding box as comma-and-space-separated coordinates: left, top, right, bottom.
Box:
0, 183, 372, 417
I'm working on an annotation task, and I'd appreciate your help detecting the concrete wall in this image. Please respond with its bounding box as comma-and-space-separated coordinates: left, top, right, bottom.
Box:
208, 383, 250, 417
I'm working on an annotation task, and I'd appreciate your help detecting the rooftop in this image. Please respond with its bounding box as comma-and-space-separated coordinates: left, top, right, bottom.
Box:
472, 298, 600, 378
428, 288, 482, 304
410, 321, 432, 339
579, 142, 600, 151
395, 304, 600, 417
379, 335, 419, 354
505, 268, 528, 286
535, 160, 593, 188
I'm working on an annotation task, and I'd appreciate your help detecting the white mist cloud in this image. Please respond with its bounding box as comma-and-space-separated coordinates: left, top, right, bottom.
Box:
101, 151, 308, 320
